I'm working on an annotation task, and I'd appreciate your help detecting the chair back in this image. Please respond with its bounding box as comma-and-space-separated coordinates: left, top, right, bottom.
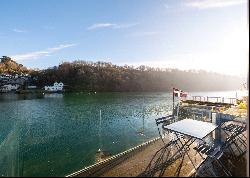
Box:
155, 115, 174, 126
155, 114, 175, 144
222, 126, 245, 149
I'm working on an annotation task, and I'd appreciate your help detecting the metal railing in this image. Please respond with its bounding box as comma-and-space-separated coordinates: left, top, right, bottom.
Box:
190, 96, 237, 104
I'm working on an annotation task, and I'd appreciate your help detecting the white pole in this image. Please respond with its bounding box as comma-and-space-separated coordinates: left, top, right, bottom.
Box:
99, 110, 102, 150
172, 88, 175, 115
235, 92, 238, 105
176, 96, 180, 121
142, 97, 145, 137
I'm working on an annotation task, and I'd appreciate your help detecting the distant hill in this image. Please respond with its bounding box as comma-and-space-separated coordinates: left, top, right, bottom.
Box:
0, 56, 29, 74
30, 60, 244, 92
1, 56, 244, 92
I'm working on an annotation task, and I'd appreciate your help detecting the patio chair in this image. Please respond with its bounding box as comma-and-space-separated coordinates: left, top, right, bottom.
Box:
222, 123, 247, 142
221, 123, 247, 159
194, 143, 232, 177
155, 115, 175, 144
194, 123, 246, 177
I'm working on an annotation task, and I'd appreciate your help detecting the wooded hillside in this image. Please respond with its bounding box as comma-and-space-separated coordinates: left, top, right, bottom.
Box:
30, 60, 243, 92
0, 56, 243, 92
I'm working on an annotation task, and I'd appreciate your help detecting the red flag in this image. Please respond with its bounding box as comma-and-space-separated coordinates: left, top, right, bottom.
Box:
173, 88, 187, 98
173, 88, 180, 97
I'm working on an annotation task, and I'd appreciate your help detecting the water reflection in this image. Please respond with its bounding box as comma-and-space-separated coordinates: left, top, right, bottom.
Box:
44, 93, 63, 98
0, 93, 44, 102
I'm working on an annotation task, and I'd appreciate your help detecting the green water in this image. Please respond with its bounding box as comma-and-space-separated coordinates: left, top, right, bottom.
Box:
0, 90, 245, 176
0, 92, 174, 177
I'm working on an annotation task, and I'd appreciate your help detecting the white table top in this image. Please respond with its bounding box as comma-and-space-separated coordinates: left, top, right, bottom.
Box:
163, 119, 218, 140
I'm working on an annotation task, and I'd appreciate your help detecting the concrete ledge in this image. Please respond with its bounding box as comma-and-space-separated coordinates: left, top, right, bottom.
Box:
66, 137, 160, 177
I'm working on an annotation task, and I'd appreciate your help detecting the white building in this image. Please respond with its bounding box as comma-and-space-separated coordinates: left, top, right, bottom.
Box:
27, 85, 37, 89
44, 82, 64, 92
0, 84, 20, 92
0, 86, 8, 92
0, 75, 10, 80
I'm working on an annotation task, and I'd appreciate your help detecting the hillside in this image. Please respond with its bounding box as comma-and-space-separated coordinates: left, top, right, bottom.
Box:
0, 56, 244, 92
0, 56, 29, 74
30, 60, 244, 92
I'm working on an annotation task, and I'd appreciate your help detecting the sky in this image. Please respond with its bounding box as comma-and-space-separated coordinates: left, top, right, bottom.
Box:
0, 0, 248, 77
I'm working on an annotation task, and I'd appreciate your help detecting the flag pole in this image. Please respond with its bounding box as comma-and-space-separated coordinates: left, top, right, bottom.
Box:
172, 87, 174, 116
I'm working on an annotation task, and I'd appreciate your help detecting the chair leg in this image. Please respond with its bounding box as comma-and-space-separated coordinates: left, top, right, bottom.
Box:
206, 162, 218, 177
216, 159, 232, 176
236, 135, 247, 149
186, 152, 197, 172
158, 128, 165, 144
234, 141, 244, 155
227, 144, 237, 158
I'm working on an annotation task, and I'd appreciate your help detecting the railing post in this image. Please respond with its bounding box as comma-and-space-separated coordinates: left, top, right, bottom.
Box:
208, 111, 212, 122
215, 113, 222, 146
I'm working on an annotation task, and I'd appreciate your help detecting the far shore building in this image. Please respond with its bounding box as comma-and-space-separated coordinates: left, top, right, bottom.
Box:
44, 82, 64, 92
0, 84, 20, 92
27, 85, 37, 89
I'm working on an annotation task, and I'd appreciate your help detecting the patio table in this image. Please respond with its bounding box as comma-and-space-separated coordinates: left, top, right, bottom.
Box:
162, 119, 218, 171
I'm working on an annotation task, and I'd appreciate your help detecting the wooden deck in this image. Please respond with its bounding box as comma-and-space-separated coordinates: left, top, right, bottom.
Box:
100, 120, 247, 177
100, 138, 205, 177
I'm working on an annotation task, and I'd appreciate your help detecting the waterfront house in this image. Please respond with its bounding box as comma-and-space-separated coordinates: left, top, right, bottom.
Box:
44, 82, 64, 92
0, 85, 8, 92
0, 74, 10, 81
0, 84, 20, 92
27, 85, 37, 89
9, 78, 26, 85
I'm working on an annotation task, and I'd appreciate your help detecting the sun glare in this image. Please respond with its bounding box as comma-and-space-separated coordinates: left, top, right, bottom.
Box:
218, 27, 249, 75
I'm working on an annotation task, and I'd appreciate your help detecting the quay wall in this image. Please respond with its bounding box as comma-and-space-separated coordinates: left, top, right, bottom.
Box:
66, 137, 160, 177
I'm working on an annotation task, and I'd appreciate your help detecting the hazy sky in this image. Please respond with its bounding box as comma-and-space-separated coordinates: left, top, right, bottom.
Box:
0, 0, 248, 76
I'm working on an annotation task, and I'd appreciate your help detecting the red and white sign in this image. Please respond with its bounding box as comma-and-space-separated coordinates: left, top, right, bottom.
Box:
173, 88, 188, 98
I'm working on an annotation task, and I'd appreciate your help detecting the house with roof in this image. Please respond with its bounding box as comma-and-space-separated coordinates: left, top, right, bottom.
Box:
44, 82, 64, 92
0, 84, 20, 92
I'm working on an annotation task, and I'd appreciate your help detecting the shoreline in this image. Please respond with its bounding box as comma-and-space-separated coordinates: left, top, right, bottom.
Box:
0, 89, 247, 94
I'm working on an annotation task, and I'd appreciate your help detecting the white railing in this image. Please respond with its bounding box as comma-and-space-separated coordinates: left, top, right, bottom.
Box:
188, 96, 237, 104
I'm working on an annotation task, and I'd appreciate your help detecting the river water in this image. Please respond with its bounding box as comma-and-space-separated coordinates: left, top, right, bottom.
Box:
0, 91, 246, 176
